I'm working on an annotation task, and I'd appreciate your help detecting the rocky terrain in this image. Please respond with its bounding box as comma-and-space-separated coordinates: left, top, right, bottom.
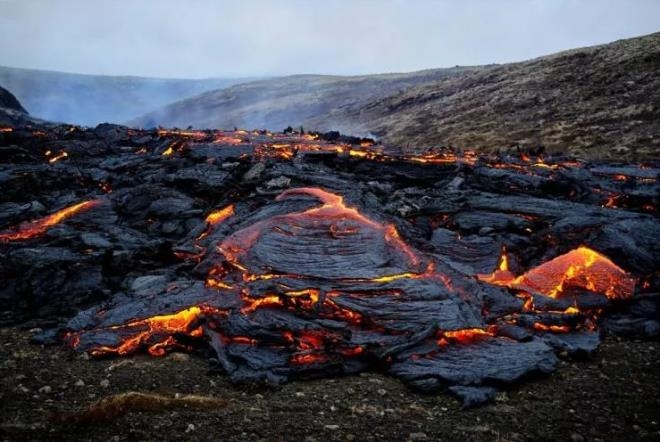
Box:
0, 65, 249, 126
0, 85, 26, 113
133, 32, 660, 161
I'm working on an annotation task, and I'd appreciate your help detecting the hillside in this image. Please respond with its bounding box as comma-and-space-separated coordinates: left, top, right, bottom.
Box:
339, 32, 660, 160
129, 67, 489, 134
0, 66, 250, 126
133, 32, 660, 160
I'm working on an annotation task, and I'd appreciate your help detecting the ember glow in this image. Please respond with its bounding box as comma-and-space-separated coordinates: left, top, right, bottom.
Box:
46, 150, 69, 163
213, 134, 245, 145
0, 200, 100, 242
157, 129, 207, 139
438, 328, 494, 345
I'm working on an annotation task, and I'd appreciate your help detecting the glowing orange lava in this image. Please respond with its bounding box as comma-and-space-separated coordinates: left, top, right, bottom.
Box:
205, 204, 235, 226
532, 323, 571, 333
0, 200, 100, 242
438, 328, 493, 346
476, 246, 511, 285
213, 134, 245, 145
46, 150, 69, 163
81, 306, 209, 356
478, 246, 635, 300
157, 129, 206, 139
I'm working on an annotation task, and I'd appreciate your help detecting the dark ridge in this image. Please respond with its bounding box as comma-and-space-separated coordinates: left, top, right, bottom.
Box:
0, 85, 27, 113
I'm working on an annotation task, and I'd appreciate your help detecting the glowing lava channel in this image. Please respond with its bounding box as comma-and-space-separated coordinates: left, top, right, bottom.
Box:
0, 200, 100, 242
67, 306, 216, 356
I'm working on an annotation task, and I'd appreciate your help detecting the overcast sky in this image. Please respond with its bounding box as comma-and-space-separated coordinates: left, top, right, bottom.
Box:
1, 0, 659, 79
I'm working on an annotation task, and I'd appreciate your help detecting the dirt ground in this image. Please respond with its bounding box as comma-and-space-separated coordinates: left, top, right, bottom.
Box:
0, 327, 658, 442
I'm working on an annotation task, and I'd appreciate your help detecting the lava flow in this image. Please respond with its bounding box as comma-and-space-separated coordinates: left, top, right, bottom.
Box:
64, 187, 638, 370
66, 188, 444, 360
3, 120, 657, 408
68, 305, 216, 357
0, 200, 100, 242
205, 204, 235, 226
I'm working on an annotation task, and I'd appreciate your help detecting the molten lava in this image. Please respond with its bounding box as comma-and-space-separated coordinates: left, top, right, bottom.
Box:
0, 200, 100, 242
3, 122, 652, 406
46, 150, 69, 163
69, 306, 213, 356
205, 204, 235, 226
478, 246, 635, 299
438, 328, 494, 346
65, 188, 640, 360
157, 129, 207, 139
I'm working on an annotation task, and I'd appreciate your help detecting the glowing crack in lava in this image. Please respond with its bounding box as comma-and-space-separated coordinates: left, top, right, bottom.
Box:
0, 200, 100, 242
64, 188, 638, 405
477, 246, 635, 300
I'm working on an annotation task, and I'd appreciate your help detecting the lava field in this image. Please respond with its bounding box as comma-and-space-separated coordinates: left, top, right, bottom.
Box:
1, 123, 658, 406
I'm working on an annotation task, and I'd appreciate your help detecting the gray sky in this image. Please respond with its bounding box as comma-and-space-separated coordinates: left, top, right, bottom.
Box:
1, 0, 659, 79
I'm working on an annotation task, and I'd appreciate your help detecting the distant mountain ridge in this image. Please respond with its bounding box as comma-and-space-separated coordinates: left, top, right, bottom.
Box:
0, 65, 252, 126
132, 32, 660, 160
